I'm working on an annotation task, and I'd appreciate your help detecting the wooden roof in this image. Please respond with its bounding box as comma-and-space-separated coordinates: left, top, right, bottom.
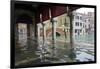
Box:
15, 2, 80, 23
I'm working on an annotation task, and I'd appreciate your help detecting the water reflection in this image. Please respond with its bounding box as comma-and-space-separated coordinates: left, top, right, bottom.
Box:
15, 34, 94, 67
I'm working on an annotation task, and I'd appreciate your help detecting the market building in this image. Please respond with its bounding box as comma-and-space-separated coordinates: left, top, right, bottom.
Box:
12, 1, 95, 67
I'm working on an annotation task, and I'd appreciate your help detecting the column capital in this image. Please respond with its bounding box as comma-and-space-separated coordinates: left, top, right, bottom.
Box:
50, 18, 57, 24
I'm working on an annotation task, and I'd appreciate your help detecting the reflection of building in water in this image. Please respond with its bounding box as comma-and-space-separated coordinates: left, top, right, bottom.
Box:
72, 11, 94, 36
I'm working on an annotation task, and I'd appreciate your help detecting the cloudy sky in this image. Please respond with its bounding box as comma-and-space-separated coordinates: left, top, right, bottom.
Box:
76, 7, 94, 14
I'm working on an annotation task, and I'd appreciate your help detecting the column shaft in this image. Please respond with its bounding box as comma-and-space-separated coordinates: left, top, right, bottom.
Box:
37, 24, 40, 44
70, 13, 74, 48
51, 19, 56, 57
42, 24, 46, 46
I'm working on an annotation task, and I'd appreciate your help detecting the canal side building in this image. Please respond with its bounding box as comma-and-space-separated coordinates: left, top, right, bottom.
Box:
72, 11, 94, 36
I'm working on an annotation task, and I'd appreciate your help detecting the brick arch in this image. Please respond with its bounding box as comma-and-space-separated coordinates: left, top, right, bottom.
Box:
46, 28, 65, 36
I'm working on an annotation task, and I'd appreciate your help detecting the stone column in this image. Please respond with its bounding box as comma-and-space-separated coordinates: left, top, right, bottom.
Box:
70, 13, 74, 48
29, 24, 34, 39
64, 17, 67, 42
51, 18, 57, 57
65, 6, 69, 43
42, 23, 46, 47
37, 23, 44, 62
69, 11, 76, 61
27, 24, 30, 49
37, 24, 41, 44
49, 8, 57, 57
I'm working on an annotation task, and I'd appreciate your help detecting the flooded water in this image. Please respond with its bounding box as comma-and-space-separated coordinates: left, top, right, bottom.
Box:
15, 34, 95, 67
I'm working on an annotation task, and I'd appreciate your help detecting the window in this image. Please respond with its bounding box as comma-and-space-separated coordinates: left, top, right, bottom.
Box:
75, 29, 77, 33
85, 20, 86, 22
83, 24, 85, 28
80, 17, 82, 20
75, 22, 77, 26
75, 22, 79, 26
88, 19, 90, 22
88, 24, 90, 28
80, 23, 82, 26
76, 16, 79, 20
77, 22, 79, 26
20, 29, 23, 33
85, 25, 86, 28
80, 29, 82, 33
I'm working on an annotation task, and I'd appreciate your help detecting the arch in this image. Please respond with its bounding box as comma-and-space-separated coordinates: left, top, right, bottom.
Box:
56, 32, 61, 37
46, 28, 65, 37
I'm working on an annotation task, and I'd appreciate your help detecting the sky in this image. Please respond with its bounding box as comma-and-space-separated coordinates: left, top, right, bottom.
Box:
75, 7, 94, 14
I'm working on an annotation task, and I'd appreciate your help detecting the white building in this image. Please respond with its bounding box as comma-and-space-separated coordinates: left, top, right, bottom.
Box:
72, 11, 94, 36
73, 11, 85, 36
87, 12, 94, 34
